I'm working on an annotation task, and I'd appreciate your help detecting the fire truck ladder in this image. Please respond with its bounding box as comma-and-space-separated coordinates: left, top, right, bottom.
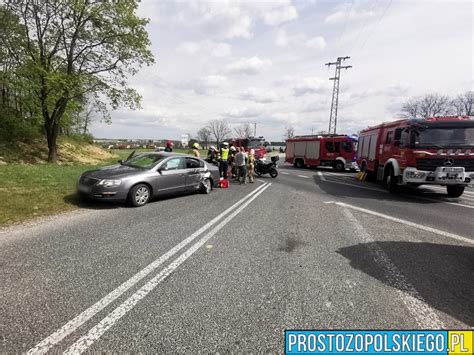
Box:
325, 56, 352, 135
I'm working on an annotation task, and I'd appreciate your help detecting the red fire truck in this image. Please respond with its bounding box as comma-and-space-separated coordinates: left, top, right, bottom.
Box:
285, 135, 357, 171
229, 136, 267, 159
357, 116, 474, 197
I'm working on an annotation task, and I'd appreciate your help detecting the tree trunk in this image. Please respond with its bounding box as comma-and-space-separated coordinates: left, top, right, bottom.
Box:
45, 120, 59, 163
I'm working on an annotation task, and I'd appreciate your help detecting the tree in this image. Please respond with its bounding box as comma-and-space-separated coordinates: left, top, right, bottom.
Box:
401, 94, 452, 118
196, 127, 211, 148
2, 0, 154, 162
451, 91, 473, 116
284, 125, 295, 140
207, 119, 231, 146
234, 122, 253, 139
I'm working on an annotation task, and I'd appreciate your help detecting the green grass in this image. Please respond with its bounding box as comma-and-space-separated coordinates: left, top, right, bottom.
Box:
0, 161, 118, 226
0, 148, 211, 227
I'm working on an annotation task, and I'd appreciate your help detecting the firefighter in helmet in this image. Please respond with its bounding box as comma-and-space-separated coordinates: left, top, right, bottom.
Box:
219, 142, 230, 179
164, 140, 174, 152
190, 142, 200, 157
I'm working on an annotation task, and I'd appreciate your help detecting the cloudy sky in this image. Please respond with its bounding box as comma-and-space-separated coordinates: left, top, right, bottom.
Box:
91, 0, 473, 141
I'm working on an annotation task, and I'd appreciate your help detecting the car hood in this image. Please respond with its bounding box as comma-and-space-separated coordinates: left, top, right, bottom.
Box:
82, 164, 146, 179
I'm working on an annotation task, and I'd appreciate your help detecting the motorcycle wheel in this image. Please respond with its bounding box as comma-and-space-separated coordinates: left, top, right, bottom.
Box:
269, 168, 278, 178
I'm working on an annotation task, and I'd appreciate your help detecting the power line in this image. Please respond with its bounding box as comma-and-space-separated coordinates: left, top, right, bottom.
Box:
349, 0, 379, 54
337, 0, 354, 46
358, 0, 392, 51
325, 56, 352, 135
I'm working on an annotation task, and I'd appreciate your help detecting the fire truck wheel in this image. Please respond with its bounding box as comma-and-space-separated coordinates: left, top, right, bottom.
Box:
333, 161, 345, 172
295, 159, 305, 169
385, 166, 398, 193
446, 185, 464, 198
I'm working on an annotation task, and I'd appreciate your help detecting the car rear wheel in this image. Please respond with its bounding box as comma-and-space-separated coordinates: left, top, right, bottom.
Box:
200, 179, 212, 194
446, 185, 464, 198
128, 184, 151, 207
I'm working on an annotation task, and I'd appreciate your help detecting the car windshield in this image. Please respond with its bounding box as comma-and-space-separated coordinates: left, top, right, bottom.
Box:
414, 127, 474, 148
123, 153, 164, 168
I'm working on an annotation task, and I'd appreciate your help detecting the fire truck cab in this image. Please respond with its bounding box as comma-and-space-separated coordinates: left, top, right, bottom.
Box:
357, 116, 474, 197
285, 135, 357, 171
229, 136, 267, 160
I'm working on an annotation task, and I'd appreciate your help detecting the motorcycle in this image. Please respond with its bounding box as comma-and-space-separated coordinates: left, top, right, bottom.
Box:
255, 156, 279, 178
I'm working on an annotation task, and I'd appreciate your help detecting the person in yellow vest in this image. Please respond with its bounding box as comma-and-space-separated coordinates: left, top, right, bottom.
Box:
247, 149, 255, 183
219, 142, 229, 179
189, 142, 200, 157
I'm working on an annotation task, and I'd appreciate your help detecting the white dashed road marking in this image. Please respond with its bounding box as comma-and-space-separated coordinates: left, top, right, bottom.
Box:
297, 175, 309, 178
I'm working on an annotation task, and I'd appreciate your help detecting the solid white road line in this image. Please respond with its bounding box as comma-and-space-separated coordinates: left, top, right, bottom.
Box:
342, 208, 444, 328
297, 175, 309, 178
64, 183, 272, 354
321, 178, 474, 209
280, 171, 290, 175
330, 201, 474, 245
403, 194, 474, 210
317, 171, 326, 181
27, 183, 269, 355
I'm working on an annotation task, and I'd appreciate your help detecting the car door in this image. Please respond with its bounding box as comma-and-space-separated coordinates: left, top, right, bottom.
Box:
154, 157, 186, 196
184, 157, 205, 191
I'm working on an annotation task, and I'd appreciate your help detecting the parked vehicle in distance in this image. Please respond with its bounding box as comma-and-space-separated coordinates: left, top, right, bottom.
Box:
285, 134, 357, 171
77, 152, 220, 207
229, 136, 267, 160
255, 156, 279, 178
357, 116, 474, 197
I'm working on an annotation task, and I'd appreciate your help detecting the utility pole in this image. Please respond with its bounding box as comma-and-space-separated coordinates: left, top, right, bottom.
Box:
325, 56, 352, 135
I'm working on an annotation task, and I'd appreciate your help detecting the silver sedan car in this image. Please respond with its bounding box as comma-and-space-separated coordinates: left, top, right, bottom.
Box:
77, 152, 220, 207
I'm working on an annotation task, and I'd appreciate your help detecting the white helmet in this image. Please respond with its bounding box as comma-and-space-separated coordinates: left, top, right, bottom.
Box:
210, 145, 216, 150
230, 146, 236, 152
250, 149, 255, 155
222, 142, 229, 147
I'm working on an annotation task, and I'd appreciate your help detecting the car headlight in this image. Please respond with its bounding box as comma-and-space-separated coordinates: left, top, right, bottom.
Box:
97, 179, 122, 187
406, 171, 426, 179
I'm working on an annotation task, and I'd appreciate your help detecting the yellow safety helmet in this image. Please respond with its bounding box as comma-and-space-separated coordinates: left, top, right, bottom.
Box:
192, 142, 199, 149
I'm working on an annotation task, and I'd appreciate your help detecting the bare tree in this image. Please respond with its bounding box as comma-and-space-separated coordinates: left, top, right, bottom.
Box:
234, 123, 253, 139
451, 91, 473, 116
401, 94, 452, 118
284, 125, 295, 140
196, 127, 211, 148
207, 119, 231, 146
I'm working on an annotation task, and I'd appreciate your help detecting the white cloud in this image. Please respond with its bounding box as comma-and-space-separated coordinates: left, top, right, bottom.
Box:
223, 107, 261, 119
293, 77, 328, 96
238, 87, 279, 103
262, 4, 298, 26
226, 56, 272, 75
274, 29, 325, 50
176, 40, 232, 58
180, 75, 229, 95
325, 7, 376, 24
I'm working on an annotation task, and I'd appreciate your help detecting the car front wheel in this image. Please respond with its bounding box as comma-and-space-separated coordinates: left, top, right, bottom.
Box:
128, 184, 151, 207
200, 179, 212, 194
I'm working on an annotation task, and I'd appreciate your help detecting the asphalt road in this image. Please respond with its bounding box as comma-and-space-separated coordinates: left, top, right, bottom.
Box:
1, 161, 473, 353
